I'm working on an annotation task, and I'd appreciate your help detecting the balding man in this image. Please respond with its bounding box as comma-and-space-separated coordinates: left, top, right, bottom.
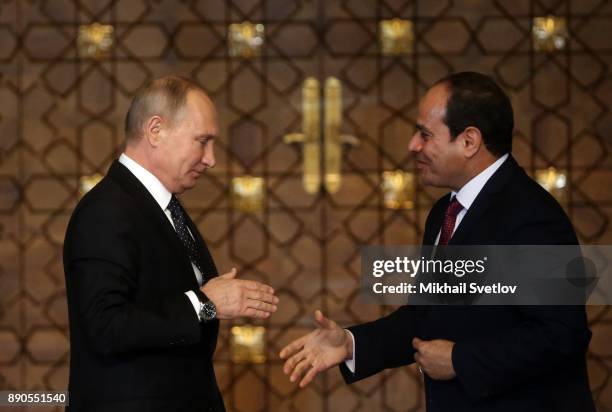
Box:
64, 76, 278, 412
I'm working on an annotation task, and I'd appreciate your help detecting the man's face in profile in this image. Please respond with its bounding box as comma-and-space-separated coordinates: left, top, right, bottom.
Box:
408, 84, 465, 189
156, 91, 218, 193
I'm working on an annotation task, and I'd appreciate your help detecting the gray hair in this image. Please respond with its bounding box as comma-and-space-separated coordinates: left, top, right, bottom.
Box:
124, 75, 205, 140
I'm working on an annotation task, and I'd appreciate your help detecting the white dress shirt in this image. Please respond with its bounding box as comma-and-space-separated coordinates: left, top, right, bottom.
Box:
344, 153, 510, 373
118, 153, 203, 320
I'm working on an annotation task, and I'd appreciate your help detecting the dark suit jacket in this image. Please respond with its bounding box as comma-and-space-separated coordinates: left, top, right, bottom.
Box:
64, 161, 225, 412
340, 156, 595, 412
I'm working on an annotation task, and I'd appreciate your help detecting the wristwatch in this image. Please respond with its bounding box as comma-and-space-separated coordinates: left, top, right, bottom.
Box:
194, 289, 217, 322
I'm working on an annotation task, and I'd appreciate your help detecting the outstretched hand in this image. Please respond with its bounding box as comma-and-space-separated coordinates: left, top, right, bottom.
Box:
202, 268, 279, 320
279, 310, 352, 388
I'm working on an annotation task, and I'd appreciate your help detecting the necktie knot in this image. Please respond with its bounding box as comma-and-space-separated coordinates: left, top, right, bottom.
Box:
445, 197, 463, 218
167, 195, 182, 217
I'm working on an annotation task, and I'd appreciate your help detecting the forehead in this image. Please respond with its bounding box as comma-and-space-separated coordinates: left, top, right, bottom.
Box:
418, 83, 449, 124
181, 91, 218, 129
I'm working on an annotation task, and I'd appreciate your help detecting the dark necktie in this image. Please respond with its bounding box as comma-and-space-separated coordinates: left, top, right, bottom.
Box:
167, 195, 205, 277
438, 197, 464, 246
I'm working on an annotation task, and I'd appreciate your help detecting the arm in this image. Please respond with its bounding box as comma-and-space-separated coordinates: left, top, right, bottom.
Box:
341, 305, 425, 383
68, 257, 202, 356
64, 202, 203, 357
65, 201, 278, 357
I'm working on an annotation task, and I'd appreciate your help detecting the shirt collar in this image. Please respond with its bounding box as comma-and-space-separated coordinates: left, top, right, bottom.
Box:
119, 153, 173, 210
452, 153, 509, 210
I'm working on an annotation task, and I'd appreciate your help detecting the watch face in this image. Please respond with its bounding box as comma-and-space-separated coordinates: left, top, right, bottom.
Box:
201, 301, 216, 321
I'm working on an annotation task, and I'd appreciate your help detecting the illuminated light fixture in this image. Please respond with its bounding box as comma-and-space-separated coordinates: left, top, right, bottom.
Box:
228, 21, 264, 58
230, 325, 266, 364
379, 18, 414, 56
78, 23, 114, 59
382, 170, 415, 209
532, 16, 568, 52
535, 167, 567, 202
79, 173, 103, 197
231, 175, 265, 213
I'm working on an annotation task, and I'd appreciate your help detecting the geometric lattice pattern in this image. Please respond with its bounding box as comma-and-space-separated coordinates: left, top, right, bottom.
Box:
1, 1, 611, 411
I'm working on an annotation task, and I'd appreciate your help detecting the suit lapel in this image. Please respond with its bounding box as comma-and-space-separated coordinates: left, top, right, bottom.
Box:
106, 161, 199, 288
422, 194, 450, 246
449, 156, 520, 245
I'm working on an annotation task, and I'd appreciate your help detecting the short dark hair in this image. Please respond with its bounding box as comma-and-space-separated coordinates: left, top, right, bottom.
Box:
436, 71, 513, 157
124, 75, 204, 140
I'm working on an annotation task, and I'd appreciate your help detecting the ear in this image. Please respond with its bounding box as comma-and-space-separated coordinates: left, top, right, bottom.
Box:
461, 126, 483, 158
144, 115, 163, 147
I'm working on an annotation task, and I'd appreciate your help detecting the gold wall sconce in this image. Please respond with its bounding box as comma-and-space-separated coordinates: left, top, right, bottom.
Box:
284, 77, 358, 194
79, 173, 103, 197
379, 18, 414, 56
228, 21, 265, 58
78, 23, 114, 59
535, 167, 567, 202
230, 325, 266, 364
532, 16, 568, 52
231, 175, 265, 213
382, 170, 415, 209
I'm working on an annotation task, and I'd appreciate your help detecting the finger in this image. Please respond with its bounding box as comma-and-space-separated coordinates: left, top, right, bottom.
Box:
245, 299, 277, 313
246, 290, 279, 304
299, 364, 319, 388
290, 358, 310, 383
314, 310, 335, 330
279, 337, 305, 360
221, 267, 238, 279
243, 308, 270, 319
242, 280, 275, 295
283, 349, 307, 374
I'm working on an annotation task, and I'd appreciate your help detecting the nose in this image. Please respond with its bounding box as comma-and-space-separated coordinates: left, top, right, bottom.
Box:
408, 133, 422, 153
202, 144, 216, 169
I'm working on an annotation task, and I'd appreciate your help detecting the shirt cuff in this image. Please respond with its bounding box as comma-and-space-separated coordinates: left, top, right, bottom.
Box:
343, 329, 356, 373
185, 290, 201, 321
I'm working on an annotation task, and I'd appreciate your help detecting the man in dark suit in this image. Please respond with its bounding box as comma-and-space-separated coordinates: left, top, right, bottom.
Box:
64, 76, 279, 412
279, 72, 595, 411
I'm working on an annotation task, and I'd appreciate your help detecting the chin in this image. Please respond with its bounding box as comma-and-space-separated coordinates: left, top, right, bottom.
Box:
419, 175, 444, 188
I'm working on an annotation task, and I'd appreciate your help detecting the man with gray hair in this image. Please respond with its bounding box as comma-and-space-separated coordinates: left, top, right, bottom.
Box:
64, 76, 279, 412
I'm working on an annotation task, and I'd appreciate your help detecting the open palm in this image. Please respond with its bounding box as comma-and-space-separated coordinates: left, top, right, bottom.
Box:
279, 310, 351, 387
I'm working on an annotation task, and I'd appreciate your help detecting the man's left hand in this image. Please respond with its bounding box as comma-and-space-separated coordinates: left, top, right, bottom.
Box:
412, 337, 456, 380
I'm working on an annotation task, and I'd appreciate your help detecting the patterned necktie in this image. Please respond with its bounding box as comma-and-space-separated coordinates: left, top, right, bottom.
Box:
438, 197, 464, 246
167, 195, 205, 276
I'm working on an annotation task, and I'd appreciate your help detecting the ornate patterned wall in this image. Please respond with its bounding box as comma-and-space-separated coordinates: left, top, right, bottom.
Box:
0, 0, 611, 411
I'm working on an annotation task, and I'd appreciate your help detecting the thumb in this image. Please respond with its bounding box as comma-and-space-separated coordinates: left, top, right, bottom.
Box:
314, 310, 335, 330
412, 337, 423, 350
221, 267, 238, 279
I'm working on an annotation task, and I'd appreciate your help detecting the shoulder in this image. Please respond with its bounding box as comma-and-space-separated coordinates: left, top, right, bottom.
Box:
71, 176, 133, 224
499, 166, 577, 244
64, 176, 141, 264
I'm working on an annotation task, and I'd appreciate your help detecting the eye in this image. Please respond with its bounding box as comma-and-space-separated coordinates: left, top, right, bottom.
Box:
198, 138, 210, 146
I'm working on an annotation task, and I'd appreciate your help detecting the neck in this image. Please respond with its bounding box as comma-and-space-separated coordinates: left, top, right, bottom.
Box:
124, 145, 153, 172
452, 152, 501, 191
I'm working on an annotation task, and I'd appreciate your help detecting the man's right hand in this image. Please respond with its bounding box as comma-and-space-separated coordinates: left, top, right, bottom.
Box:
202, 268, 278, 319
279, 310, 352, 388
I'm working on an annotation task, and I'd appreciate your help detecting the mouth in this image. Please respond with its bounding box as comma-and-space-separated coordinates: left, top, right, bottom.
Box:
416, 160, 429, 169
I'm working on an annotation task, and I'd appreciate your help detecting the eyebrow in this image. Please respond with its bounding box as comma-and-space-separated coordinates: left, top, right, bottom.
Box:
415, 123, 433, 135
